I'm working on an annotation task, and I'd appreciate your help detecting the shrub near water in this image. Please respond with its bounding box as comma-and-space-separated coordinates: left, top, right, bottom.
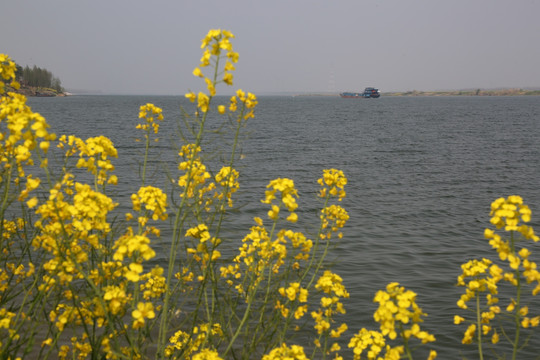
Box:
1, 32, 539, 360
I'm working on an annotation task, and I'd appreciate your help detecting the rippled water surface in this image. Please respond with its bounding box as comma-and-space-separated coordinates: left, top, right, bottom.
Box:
28, 95, 540, 358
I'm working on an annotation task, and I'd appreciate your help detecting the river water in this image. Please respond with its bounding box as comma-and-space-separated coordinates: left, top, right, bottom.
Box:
27, 94, 540, 358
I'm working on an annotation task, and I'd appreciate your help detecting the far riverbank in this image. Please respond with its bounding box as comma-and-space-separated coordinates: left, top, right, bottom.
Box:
292, 88, 540, 97
383, 88, 540, 96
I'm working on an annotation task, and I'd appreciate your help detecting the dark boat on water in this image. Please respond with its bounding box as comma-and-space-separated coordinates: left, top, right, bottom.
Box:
340, 87, 380, 98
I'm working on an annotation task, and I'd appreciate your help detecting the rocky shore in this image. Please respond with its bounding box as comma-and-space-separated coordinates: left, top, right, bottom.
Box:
9, 85, 66, 97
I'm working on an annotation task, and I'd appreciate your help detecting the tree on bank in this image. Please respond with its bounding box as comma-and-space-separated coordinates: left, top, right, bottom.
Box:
15, 63, 64, 92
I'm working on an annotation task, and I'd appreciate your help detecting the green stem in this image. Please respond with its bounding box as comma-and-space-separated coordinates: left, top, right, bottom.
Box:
223, 276, 258, 356
400, 323, 413, 360
248, 265, 274, 353
198, 102, 245, 329
141, 132, 151, 186
156, 89, 214, 358
512, 282, 521, 360
223, 214, 279, 357
476, 291, 484, 360
0, 164, 13, 232
510, 231, 521, 360
156, 201, 189, 358
302, 193, 331, 289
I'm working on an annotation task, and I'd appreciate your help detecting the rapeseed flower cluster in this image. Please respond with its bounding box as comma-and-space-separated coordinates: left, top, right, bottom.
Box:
1, 89, 55, 179
185, 29, 238, 113
131, 185, 168, 225
176, 143, 241, 212
191, 349, 224, 360
455, 258, 503, 344
0, 54, 19, 92
349, 282, 436, 360
186, 224, 221, 271
262, 178, 299, 223
165, 323, 224, 358
215, 166, 239, 207
137, 103, 164, 134
139, 265, 167, 300
136, 103, 164, 187
262, 343, 308, 360
0, 308, 17, 351
348, 328, 402, 360
4, 30, 540, 360
233, 215, 284, 282
318, 168, 347, 201
455, 195, 540, 359
33, 178, 117, 287
229, 89, 258, 121
215, 169, 350, 359
184, 31, 257, 147
310, 270, 349, 358
78, 136, 117, 185
284, 229, 313, 267
2, 39, 317, 360
277, 282, 309, 319
374, 283, 435, 343
25, 109, 166, 355
177, 143, 213, 200
58, 134, 118, 186
157, 32, 266, 359
320, 204, 349, 240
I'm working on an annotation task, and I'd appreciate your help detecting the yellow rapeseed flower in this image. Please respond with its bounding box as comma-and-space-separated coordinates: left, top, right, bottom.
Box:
193, 67, 203, 78
132, 302, 155, 329
185, 91, 197, 102
197, 92, 210, 113
191, 349, 224, 360
263, 343, 308, 360
0, 54, 19, 91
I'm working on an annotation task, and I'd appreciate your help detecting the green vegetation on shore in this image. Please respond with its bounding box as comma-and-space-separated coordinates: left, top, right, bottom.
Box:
9, 63, 66, 96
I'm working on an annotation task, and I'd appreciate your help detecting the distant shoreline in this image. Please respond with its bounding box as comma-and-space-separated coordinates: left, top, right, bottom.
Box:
292, 88, 540, 97
383, 88, 540, 96
9, 85, 540, 98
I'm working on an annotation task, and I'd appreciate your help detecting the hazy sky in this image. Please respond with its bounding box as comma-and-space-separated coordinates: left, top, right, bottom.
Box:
2, 0, 540, 95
